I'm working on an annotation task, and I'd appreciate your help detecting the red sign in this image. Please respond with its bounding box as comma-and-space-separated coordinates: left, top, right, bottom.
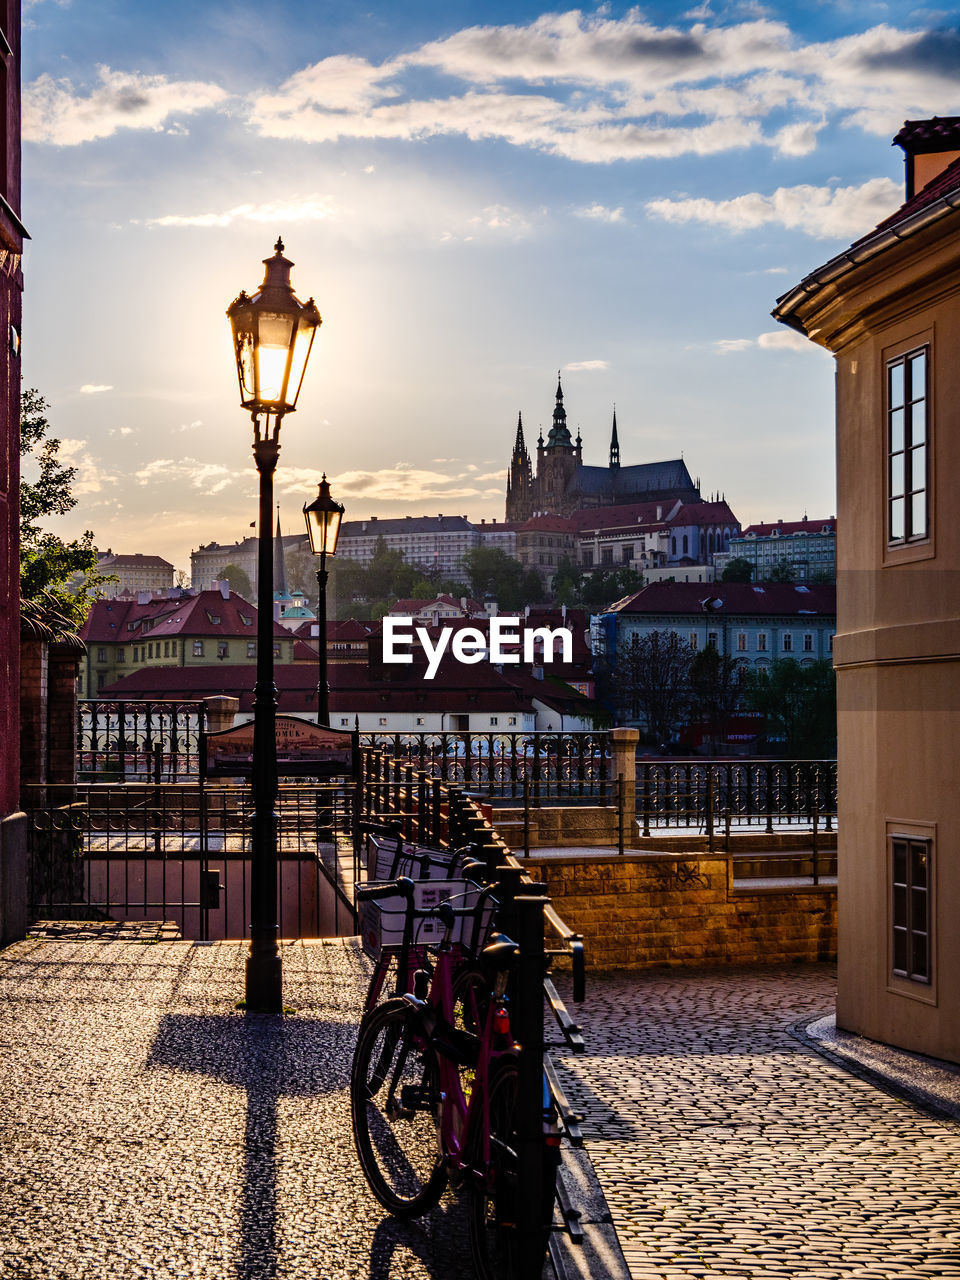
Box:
202, 717, 357, 778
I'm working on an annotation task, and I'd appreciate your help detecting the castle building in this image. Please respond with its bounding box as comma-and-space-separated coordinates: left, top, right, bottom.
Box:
506, 374, 701, 521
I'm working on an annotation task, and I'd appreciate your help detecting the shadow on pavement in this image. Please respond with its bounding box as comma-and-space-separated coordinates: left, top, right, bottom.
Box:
149, 1012, 348, 1280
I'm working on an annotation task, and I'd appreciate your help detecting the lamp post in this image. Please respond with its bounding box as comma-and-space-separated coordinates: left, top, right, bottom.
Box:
227, 238, 321, 1012
303, 474, 344, 725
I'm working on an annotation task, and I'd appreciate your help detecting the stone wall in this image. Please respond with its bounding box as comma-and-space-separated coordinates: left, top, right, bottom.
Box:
526, 850, 836, 970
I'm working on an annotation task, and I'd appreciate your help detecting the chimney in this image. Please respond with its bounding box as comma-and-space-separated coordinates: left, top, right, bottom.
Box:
894, 117, 960, 199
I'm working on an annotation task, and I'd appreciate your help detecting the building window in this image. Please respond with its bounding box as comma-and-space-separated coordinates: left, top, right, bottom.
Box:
887, 347, 928, 544
247, 641, 256, 658
148, 643, 154, 659
891, 836, 931, 983
378, 717, 387, 727
490, 717, 498, 726
193, 640, 204, 657
164, 641, 170, 657
688, 633, 698, 650
273, 644, 281, 657
582, 550, 593, 568
736, 633, 747, 652
340, 718, 349, 727
218, 642, 228, 659
757, 633, 767, 651
707, 631, 718, 649
782, 633, 793, 652
117, 648, 125, 663
97, 647, 107, 663
133, 647, 139, 662
508, 716, 517, 726
416, 717, 425, 726
803, 633, 814, 652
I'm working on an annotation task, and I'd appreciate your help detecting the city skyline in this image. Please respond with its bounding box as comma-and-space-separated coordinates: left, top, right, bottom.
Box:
19, 0, 960, 572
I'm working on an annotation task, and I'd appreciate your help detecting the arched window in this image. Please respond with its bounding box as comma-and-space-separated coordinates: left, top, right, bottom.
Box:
672, 536, 677, 556
682, 535, 688, 555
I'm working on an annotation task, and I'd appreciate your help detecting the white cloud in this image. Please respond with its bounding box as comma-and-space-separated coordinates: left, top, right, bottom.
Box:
647, 176, 901, 239
564, 360, 610, 372
714, 330, 825, 354
80, 383, 113, 394
146, 193, 339, 230
134, 457, 241, 495
574, 203, 624, 222
24, 66, 228, 145
280, 462, 490, 502
58, 438, 119, 494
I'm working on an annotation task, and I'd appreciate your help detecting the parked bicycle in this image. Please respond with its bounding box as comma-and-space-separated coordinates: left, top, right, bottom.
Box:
350, 877, 561, 1279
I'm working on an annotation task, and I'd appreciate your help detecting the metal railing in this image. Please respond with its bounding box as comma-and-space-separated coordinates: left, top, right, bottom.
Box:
25, 780, 359, 940
637, 759, 836, 836
77, 699, 207, 781
359, 730, 611, 804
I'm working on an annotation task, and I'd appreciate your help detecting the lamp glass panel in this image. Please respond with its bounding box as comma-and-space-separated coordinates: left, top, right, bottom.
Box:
286, 321, 317, 411
256, 311, 296, 405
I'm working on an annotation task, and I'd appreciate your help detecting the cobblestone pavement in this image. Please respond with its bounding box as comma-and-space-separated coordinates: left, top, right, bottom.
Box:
552, 963, 960, 1280
0, 936, 473, 1280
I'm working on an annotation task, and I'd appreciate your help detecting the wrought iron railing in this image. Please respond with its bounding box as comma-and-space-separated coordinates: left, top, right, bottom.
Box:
637, 759, 837, 835
358, 731, 610, 804
77, 699, 207, 782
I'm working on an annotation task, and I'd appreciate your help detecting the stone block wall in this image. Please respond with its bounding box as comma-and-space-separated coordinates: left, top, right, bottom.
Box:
527, 850, 836, 970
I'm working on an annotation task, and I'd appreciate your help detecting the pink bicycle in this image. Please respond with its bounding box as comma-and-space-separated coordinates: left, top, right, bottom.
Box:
350, 880, 561, 1279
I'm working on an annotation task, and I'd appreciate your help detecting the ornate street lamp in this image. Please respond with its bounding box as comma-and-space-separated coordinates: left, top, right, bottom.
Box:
303, 474, 344, 725
227, 238, 321, 1012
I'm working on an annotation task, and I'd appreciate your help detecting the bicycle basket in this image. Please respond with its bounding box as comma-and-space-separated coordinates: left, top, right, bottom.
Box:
366, 833, 468, 882
358, 879, 496, 960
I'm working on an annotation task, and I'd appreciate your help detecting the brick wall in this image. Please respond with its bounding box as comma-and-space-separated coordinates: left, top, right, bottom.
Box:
527, 851, 836, 969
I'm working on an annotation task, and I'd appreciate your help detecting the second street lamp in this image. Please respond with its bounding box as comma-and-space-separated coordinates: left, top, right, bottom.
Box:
303, 474, 344, 726
227, 238, 321, 1012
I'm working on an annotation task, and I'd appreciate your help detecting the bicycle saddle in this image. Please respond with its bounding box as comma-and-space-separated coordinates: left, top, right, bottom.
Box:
480, 936, 518, 969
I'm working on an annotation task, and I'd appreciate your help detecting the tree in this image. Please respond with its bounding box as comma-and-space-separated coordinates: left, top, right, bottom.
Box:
19, 388, 104, 624
219, 562, 252, 598
744, 658, 836, 757
616, 629, 692, 740
460, 546, 527, 609
765, 561, 794, 584
721, 557, 753, 583
689, 646, 747, 750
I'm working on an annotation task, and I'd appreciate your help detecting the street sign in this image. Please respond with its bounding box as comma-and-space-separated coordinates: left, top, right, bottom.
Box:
201, 716, 358, 778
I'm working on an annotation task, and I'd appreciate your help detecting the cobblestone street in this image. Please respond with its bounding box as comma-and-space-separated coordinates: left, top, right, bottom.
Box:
0, 936, 472, 1280
553, 963, 960, 1280
2, 941, 958, 1280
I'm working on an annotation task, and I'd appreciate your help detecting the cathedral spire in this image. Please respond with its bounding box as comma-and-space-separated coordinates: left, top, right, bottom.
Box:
609, 406, 620, 469
512, 410, 528, 464
274, 507, 289, 599
546, 370, 573, 449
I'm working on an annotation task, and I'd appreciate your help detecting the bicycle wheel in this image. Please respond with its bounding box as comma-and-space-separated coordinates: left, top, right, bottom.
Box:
468, 1057, 557, 1280
350, 997, 448, 1217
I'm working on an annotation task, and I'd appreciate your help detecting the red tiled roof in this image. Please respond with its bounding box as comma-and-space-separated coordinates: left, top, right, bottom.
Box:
80, 590, 290, 644
740, 518, 835, 538
607, 581, 836, 618
98, 553, 174, 570
667, 501, 738, 527
850, 153, 960, 249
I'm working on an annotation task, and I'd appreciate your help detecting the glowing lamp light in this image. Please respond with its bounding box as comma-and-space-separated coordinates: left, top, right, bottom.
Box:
304, 474, 344, 560
227, 238, 322, 419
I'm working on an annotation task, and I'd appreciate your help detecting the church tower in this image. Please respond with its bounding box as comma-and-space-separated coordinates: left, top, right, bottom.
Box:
505, 411, 534, 522
538, 373, 579, 515
609, 408, 620, 469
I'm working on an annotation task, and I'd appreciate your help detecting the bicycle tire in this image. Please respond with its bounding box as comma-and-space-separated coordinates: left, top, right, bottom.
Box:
350, 997, 448, 1218
468, 1056, 557, 1280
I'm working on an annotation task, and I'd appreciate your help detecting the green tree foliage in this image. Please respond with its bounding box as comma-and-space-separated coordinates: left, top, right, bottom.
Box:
720, 557, 754, 583
616, 629, 692, 741
19, 387, 105, 624
460, 546, 528, 609
743, 658, 836, 757
218, 562, 253, 598
552, 555, 641, 610
688, 646, 748, 750
765, 561, 794, 584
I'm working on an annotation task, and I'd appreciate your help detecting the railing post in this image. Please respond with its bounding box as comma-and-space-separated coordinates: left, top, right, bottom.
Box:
522, 777, 530, 858
610, 728, 637, 845
617, 773, 625, 856
706, 768, 714, 854
812, 800, 820, 886
513, 889, 550, 1278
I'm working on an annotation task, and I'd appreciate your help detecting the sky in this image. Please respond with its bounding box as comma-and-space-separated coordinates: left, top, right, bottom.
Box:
19, 0, 960, 575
